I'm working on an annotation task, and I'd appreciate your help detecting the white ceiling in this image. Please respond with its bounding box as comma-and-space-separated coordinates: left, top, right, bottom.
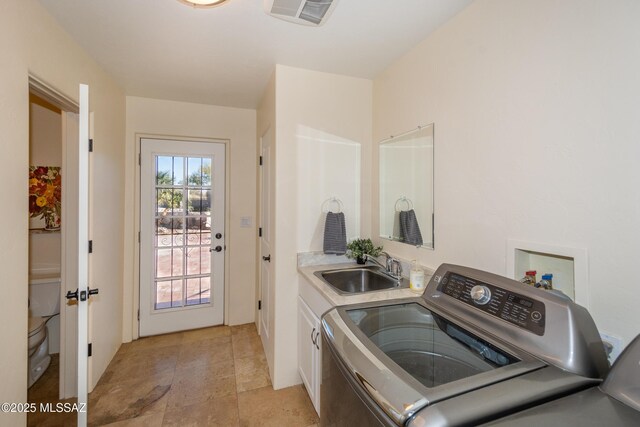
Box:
38, 0, 472, 109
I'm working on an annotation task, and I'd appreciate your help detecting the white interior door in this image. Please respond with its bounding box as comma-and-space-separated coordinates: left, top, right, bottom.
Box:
75, 84, 91, 427
139, 138, 225, 336
259, 130, 272, 349
61, 110, 79, 400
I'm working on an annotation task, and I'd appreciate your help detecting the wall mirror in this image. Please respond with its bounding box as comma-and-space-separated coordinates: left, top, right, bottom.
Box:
379, 123, 434, 249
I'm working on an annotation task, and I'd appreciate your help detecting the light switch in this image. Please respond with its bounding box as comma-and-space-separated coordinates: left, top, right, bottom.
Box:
240, 216, 252, 228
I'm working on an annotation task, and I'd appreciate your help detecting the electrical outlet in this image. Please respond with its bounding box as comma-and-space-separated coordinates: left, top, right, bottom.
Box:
600, 333, 623, 364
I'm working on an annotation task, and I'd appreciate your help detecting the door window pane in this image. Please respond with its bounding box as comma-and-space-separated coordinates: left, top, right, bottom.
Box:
201, 277, 211, 303
156, 156, 173, 185
155, 280, 171, 309
201, 249, 211, 275
173, 156, 184, 185
201, 158, 212, 186
171, 279, 183, 308
186, 247, 203, 275
187, 190, 206, 214
201, 231, 211, 245
188, 157, 203, 185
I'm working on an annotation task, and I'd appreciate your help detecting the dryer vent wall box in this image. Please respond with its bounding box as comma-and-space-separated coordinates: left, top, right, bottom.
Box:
265, 0, 339, 26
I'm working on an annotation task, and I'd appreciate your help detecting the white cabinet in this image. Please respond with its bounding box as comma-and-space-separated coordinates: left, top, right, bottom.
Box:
298, 275, 332, 414
298, 296, 321, 413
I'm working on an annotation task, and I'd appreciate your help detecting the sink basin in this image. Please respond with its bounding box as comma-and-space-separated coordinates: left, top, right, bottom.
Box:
314, 266, 408, 295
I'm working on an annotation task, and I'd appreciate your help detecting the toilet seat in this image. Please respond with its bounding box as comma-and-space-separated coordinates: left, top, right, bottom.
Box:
28, 316, 46, 338
27, 320, 51, 388
28, 317, 47, 357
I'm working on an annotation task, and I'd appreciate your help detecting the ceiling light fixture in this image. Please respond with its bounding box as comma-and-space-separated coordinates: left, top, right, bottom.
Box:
177, 0, 230, 8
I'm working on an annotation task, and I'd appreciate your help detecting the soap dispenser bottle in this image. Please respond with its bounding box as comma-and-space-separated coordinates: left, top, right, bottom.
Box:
410, 260, 425, 293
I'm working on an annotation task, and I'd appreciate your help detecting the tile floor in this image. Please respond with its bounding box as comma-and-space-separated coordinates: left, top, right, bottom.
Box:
28, 323, 319, 427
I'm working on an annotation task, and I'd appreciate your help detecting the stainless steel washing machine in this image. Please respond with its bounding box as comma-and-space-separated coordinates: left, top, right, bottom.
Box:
485, 334, 640, 426
320, 264, 609, 426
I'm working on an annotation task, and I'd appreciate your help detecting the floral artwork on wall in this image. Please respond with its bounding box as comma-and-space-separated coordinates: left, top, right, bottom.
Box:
29, 166, 62, 230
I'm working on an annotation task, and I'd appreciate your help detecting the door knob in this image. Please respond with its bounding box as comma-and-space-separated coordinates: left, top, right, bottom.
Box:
66, 287, 99, 301
262, 255, 271, 262
213, 246, 223, 252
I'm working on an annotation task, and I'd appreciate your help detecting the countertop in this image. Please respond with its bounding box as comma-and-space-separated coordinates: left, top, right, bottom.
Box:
298, 262, 433, 307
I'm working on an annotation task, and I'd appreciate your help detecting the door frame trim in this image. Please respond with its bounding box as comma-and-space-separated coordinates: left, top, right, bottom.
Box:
29, 74, 79, 114
133, 134, 231, 339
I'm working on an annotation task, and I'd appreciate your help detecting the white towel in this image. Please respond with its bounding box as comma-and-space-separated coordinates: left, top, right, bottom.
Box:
323, 212, 347, 255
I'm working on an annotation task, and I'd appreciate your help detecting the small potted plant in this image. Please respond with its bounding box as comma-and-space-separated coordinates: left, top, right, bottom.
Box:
347, 238, 383, 265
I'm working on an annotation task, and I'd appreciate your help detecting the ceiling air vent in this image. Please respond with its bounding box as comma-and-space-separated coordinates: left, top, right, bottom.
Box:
264, 0, 339, 26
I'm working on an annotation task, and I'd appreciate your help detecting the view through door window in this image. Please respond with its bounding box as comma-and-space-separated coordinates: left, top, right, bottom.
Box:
154, 155, 212, 309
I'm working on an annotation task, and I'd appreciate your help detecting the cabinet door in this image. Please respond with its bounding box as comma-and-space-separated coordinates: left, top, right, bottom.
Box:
298, 296, 320, 413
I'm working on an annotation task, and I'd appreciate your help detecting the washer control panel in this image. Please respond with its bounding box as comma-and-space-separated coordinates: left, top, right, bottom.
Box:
438, 272, 545, 336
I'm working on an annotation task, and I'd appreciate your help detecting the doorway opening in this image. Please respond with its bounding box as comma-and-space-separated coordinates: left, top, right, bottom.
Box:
27, 75, 80, 406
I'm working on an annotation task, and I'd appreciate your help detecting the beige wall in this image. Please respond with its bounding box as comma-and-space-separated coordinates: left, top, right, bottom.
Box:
30, 100, 62, 165
123, 96, 257, 340
373, 0, 640, 346
29, 100, 62, 259
270, 65, 372, 388
0, 0, 125, 419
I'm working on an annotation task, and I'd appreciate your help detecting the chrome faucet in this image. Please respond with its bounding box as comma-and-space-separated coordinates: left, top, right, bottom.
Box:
364, 254, 386, 270
365, 252, 403, 280
384, 252, 403, 279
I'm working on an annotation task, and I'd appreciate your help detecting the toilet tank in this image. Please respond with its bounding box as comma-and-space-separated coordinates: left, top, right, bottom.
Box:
29, 276, 61, 317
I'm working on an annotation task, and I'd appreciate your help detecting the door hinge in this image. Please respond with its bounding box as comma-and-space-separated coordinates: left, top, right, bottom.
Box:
88, 240, 93, 254
259, 156, 263, 166
88, 343, 92, 357
258, 227, 262, 237
138, 153, 141, 165
138, 231, 141, 243
258, 300, 262, 310
88, 139, 94, 152
137, 309, 140, 321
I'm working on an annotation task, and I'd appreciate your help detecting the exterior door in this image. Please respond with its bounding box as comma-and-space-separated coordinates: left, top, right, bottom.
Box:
259, 130, 272, 351
139, 138, 225, 336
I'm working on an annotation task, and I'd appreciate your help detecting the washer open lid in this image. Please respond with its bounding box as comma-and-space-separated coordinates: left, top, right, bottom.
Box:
601, 334, 640, 411
323, 300, 545, 425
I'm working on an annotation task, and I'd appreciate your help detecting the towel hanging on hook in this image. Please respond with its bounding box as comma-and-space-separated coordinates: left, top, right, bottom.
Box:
323, 197, 347, 254
395, 196, 414, 212
322, 197, 344, 213
395, 196, 422, 245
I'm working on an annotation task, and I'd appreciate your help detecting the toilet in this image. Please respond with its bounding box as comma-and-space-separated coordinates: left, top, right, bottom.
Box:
28, 276, 61, 388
